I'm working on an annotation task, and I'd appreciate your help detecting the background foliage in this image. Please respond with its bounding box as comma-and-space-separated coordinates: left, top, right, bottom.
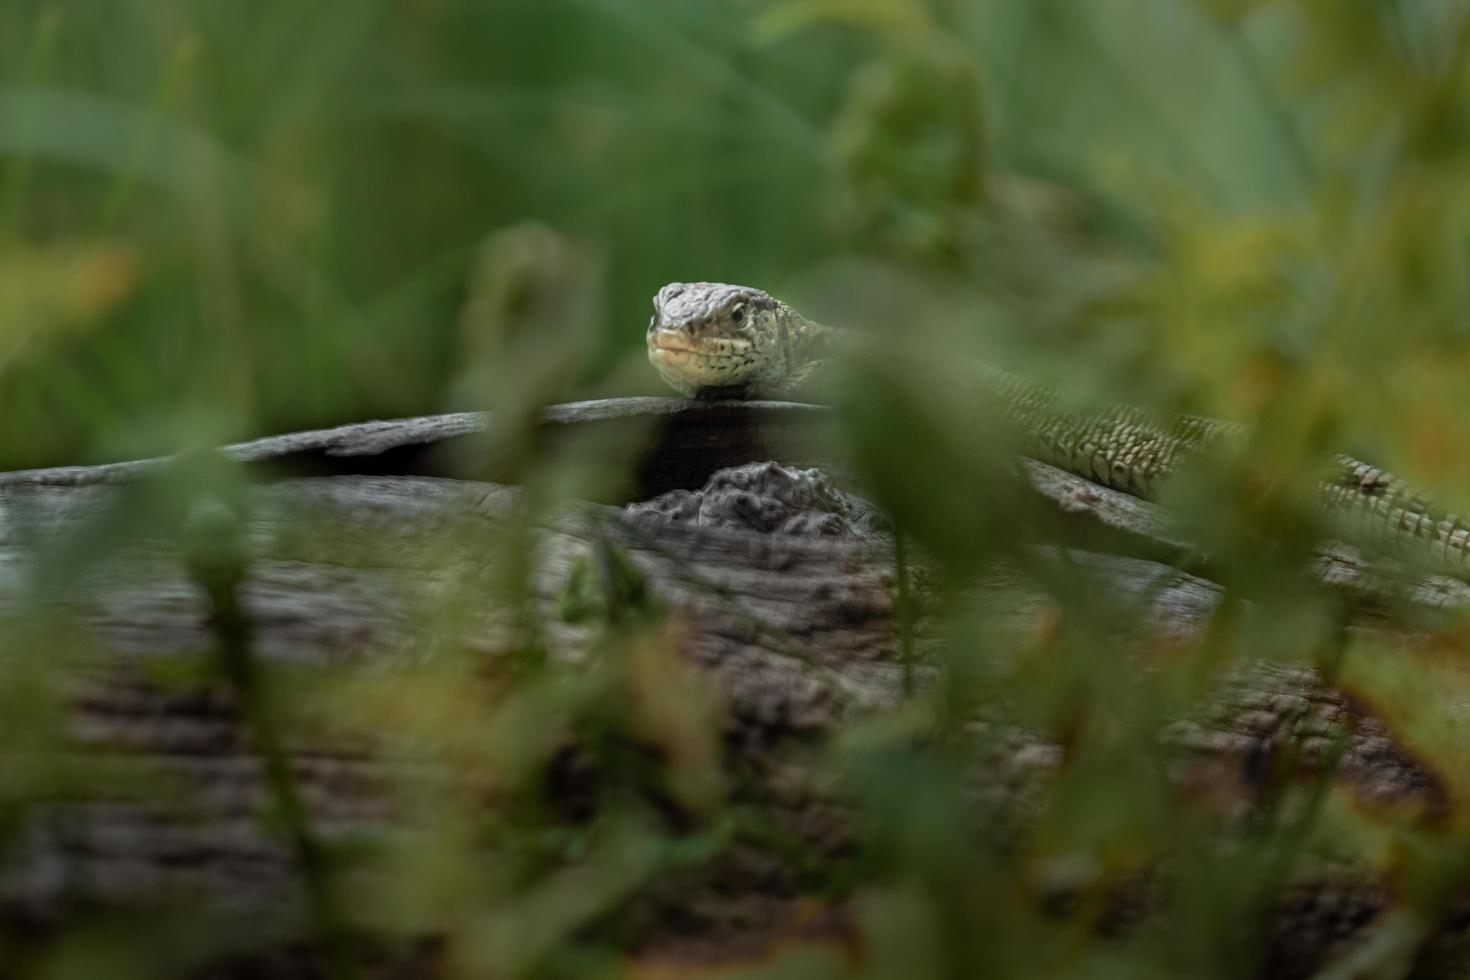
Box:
7, 0, 1463, 475
6, 1, 1470, 977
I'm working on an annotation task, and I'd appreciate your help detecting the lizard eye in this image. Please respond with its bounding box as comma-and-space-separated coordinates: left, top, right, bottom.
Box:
730, 306, 745, 324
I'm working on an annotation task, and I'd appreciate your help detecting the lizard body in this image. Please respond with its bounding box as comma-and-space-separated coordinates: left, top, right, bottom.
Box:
647, 281, 1470, 570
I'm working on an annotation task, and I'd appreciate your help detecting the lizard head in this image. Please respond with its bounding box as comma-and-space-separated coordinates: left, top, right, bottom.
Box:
647, 281, 785, 396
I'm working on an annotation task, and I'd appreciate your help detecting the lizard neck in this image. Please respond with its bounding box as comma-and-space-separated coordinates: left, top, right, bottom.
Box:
766, 302, 836, 394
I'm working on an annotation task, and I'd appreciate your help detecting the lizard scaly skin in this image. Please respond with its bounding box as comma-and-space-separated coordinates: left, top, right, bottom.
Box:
647, 281, 1470, 569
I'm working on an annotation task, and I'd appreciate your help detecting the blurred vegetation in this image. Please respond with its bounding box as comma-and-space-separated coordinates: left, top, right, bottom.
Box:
8, 0, 1470, 977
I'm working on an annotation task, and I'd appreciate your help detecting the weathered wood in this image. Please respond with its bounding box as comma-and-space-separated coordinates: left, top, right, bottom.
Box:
9, 398, 1462, 614
0, 399, 1178, 555
0, 398, 834, 503
0, 402, 1460, 976
0, 475, 1445, 923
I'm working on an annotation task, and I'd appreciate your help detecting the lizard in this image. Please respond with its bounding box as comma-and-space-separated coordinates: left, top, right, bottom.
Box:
646, 280, 1470, 573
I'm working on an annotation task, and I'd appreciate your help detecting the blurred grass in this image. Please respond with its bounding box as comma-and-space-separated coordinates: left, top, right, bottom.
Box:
6, 0, 1470, 977
4, 0, 1427, 468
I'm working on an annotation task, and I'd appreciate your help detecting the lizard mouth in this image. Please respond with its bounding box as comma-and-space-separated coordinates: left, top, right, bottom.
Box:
648, 337, 705, 356
648, 331, 752, 359
648, 335, 756, 395
649, 347, 735, 377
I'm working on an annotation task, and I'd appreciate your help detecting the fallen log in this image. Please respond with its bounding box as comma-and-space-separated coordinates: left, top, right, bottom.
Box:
0, 400, 1463, 977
